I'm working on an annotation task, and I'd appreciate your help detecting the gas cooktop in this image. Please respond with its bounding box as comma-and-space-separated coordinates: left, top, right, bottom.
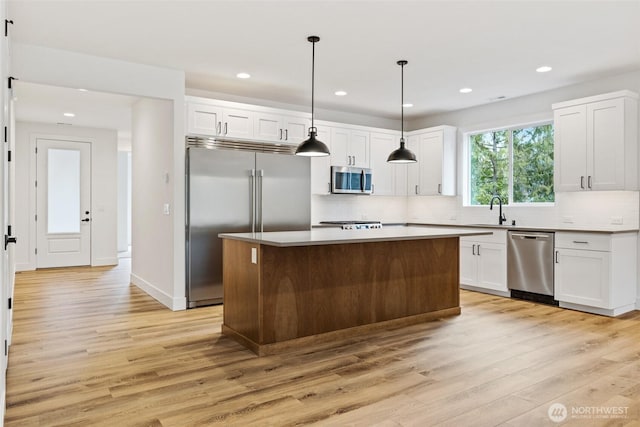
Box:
319, 221, 382, 230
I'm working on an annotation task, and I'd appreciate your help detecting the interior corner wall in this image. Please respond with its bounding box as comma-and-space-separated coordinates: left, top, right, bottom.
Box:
117, 151, 130, 252
14, 122, 118, 270
131, 98, 179, 310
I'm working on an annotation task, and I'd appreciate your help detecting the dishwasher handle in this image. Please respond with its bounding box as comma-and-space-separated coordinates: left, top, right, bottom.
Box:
510, 233, 551, 240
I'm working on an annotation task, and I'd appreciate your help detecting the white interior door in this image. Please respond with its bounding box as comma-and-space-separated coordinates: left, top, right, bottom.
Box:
36, 139, 91, 268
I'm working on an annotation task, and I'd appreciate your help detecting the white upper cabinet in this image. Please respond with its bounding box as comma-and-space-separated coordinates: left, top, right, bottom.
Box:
310, 125, 332, 195
222, 108, 254, 139
553, 91, 638, 192
254, 112, 310, 145
330, 127, 370, 167
185, 97, 310, 144
186, 103, 223, 136
407, 126, 456, 196
369, 131, 406, 196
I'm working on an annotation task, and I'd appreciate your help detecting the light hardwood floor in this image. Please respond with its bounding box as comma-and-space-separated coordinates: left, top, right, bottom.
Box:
5, 260, 640, 426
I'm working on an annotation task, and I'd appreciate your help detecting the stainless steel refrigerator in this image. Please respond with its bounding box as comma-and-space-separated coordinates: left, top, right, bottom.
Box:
185, 136, 311, 307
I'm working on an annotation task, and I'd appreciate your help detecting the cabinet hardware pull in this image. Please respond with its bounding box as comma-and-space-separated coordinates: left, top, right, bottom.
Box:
372, 184, 375, 194
217, 121, 222, 135
279, 129, 283, 140
438, 183, 442, 194
572, 240, 589, 244
472, 244, 476, 255
555, 250, 559, 263
588, 175, 592, 189
353, 155, 356, 165
477, 244, 480, 256
285, 129, 288, 140
328, 182, 331, 193
415, 185, 419, 195
580, 176, 585, 189
347, 155, 351, 165
224, 122, 228, 135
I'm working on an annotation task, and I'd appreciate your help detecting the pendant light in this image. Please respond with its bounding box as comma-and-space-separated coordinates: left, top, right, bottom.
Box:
387, 60, 417, 163
295, 36, 330, 157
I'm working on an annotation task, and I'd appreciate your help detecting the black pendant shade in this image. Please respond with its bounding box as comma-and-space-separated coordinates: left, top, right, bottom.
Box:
296, 36, 330, 157
387, 60, 417, 163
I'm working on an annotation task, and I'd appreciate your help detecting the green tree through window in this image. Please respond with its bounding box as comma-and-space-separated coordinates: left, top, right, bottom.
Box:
469, 123, 554, 205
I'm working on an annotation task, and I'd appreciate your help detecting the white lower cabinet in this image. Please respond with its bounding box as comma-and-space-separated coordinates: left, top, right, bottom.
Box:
460, 229, 508, 295
554, 232, 637, 316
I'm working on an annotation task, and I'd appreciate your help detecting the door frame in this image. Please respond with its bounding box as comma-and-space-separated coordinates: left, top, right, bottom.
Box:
27, 133, 95, 270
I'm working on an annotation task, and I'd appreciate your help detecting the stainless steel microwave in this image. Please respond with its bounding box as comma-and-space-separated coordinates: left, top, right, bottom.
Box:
331, 166, 373, 194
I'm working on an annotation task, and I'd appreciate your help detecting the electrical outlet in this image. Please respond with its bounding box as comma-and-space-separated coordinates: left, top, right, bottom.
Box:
163, 203, 170, 215
562, 216, 574, 224
251, 247, 257, 264
611, 216, 623, 225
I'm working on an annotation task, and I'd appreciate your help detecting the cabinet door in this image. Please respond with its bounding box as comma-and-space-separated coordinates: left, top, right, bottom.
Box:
459, 239, 478, 286
406, 134, 420, 196
369, 132, 397, 196
222, 108, 254, 139
330, 127, 350, 166
283, 116, 310, 145
554, 105, 587, 192
187, 103, 221, 136
476, 243, 507, 292
588, 98, 625, 190
419, 131, 444, 195
254, 113, 283, 141
349, 130, 370, 167
555, 248, 610, 308
310, 126, 332, 195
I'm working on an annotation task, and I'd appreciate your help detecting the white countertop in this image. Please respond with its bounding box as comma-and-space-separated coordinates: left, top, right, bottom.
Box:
219, 226, 492, 247
409, 222, 639, 234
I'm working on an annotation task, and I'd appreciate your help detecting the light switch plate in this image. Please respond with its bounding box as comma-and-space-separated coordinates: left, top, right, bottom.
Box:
251, 247, 257, 264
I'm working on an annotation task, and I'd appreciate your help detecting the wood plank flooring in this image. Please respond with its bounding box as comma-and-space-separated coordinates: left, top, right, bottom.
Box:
5, 260, 640, 426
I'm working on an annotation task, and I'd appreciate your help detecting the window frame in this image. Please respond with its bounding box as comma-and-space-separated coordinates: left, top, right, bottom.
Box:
463, 120, 555, 207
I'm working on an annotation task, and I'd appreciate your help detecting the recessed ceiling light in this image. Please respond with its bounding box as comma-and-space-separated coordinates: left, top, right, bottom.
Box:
77, 88, 88, 92
402, 103, 413, 108
334, 90, 347, 96
536, 66, 552, 73
236, 72, 251, 79
63, 112, 75, 117
459, 88, 473, 94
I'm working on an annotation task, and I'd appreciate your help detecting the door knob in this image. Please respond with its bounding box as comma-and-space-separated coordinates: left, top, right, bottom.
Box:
4, 235, 16, 250
85, 211, 90, 214
81, 218, 91, 222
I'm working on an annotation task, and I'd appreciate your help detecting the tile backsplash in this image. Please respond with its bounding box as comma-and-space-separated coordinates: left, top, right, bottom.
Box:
313, 191, 639, 229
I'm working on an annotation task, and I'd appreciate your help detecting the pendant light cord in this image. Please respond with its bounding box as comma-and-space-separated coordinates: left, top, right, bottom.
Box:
400, 62, 404, 141
311, 38, 315, 130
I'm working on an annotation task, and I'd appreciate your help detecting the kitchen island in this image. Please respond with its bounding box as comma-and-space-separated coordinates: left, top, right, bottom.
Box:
219, 227, 491, 355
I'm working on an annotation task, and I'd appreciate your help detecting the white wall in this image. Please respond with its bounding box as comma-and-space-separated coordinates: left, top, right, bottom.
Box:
131, 98, 182, 309
117, 151, 130, 252
12, 43, 186, 309
14, 122, 118, 270
312, 195, 407, 224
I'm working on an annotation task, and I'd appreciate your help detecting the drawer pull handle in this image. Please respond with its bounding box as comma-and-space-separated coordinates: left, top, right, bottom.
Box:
477, 244, 481, 256
472, 244, 476, 255
555, 251, 559, 263
580, 176, 585, 189
572, 240, 589, 244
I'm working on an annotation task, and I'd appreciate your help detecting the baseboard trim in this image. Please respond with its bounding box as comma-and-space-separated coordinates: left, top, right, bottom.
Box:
92, 257, 118, 267
15, 262, 34, 272
559, 301, 636, 317
130, 273, 185, 311
460, 284, 511, 298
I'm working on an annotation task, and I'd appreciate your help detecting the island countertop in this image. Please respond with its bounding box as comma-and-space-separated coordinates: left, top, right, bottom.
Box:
219, 226, 492, 247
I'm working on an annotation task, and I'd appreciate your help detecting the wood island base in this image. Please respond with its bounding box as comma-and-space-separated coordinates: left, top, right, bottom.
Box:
221, 236, 462, 356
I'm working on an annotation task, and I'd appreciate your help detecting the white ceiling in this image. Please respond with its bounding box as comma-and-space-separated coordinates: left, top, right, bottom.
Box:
8, 0, 640, 125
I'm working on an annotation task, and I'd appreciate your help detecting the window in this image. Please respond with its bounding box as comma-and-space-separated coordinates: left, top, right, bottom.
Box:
468, 123, 554, 205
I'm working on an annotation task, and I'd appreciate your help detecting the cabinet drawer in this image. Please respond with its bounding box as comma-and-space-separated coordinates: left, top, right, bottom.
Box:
555, 232, 610, 251
461, 228, 507, 245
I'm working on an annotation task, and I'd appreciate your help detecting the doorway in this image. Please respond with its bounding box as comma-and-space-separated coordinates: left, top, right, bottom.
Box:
35, 138, 91, 268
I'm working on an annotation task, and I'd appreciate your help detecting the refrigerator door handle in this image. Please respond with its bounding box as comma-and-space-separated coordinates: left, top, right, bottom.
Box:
250, 169, 256, 233
258, 169, 265, 232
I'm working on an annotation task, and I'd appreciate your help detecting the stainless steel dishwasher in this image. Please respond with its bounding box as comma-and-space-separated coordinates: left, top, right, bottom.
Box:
507, 231, 557, 305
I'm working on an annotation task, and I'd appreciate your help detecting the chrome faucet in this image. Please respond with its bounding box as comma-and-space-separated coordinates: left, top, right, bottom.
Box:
489, 195, 506, 225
